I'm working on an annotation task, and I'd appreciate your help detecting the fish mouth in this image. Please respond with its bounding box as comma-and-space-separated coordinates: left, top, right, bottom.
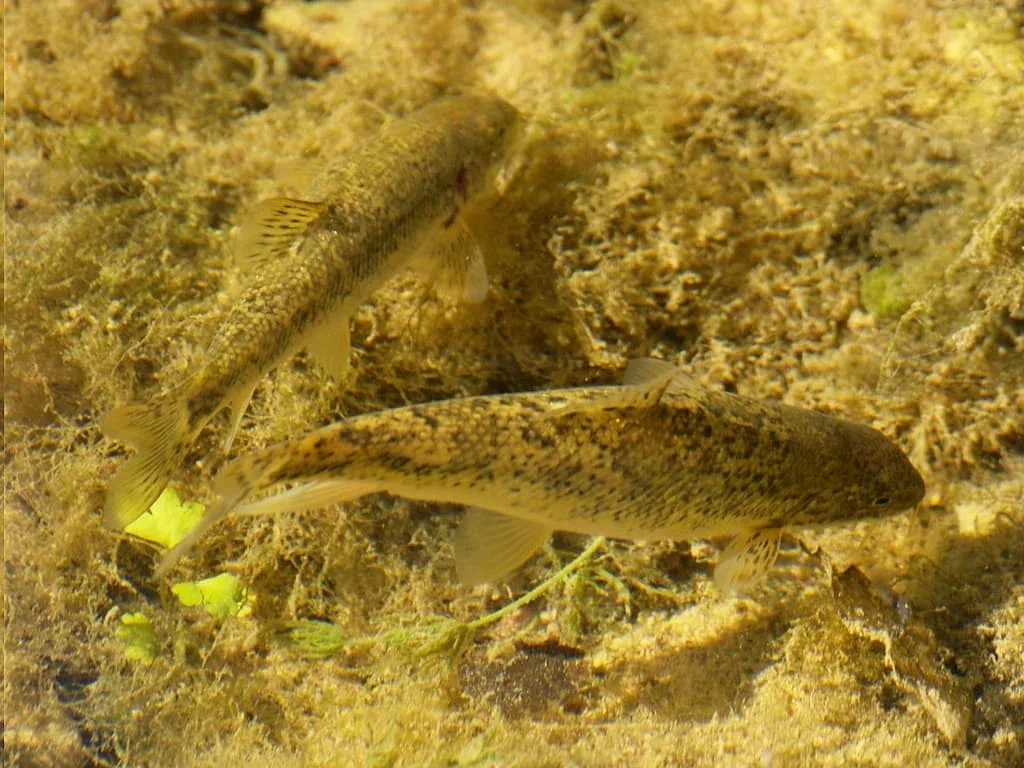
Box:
906, 466, 927, 508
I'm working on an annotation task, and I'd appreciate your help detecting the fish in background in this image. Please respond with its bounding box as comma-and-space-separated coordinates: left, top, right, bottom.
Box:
101, 94, 521, 532
155, 358, 926, 592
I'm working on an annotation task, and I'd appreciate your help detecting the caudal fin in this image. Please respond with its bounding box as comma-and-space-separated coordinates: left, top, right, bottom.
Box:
101, 398, 190, 530
153, 447, 287, 576
155, 448, 378, 577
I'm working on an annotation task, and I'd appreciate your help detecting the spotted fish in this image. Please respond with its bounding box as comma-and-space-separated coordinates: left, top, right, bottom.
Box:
101, 94, 520, 531
155, 358, 925, 590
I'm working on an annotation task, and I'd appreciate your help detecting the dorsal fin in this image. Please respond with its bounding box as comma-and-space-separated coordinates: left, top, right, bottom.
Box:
623, 357, 679, 386
544, 360, 677, 420
276, 158, 330, 195
233, 197, 327, 272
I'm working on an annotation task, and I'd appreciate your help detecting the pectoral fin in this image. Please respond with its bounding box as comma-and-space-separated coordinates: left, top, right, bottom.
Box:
713, 528, 784, 596
413, 217, 489, 303
234, 197, 327, 272
453, 508, 552, 586
234, 479, 379, 519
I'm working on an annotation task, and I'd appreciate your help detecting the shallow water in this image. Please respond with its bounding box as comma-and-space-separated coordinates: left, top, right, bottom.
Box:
5, 1, 1022, 765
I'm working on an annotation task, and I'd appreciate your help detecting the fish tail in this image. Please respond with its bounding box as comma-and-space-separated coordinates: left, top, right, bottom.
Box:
154, 447, 289, 577
157, 439, 379, 577
101, 396, 190, 530
213, 447, 288, 513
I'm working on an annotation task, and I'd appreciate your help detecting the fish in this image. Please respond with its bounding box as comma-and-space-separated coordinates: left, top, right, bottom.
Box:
101, 93, 520, 532
154, 358, 926, 591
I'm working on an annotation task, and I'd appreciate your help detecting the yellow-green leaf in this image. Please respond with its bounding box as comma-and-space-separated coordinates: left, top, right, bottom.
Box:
124, 487, 205, 549
116, 612, 159, 665
171, 573, 254, 619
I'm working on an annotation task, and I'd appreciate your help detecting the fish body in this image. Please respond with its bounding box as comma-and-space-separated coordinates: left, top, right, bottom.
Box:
158, 359, 926, 590
102, 94, 520, 531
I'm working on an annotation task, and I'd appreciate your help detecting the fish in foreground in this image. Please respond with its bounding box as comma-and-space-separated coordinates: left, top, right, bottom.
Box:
156, 358, 926, 591
101, 93, 520, 532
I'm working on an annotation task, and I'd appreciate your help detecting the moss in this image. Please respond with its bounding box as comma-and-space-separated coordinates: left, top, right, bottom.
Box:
5, 0, 1023, 765
861, 265, 911, 319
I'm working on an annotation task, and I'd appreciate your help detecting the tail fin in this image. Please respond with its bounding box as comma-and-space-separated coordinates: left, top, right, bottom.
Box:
101, 397, 190, 530
153, 447, 286, 577
155, 449, 378, 577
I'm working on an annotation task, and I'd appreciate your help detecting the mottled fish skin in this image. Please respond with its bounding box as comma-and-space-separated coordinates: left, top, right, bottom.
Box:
101, 94, 520, 531
157, 360, 926, 585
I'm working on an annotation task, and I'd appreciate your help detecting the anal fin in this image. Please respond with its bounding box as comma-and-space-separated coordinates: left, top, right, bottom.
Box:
453, 508, 552, 586
713, 528, 784, 596
222, 381, 258, 456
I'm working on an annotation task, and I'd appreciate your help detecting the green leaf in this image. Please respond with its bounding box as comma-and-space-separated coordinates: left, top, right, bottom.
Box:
124, 486, 205, 548
861, 265, 911, 319
171, 573, 254, 619
116, 612, 159, 665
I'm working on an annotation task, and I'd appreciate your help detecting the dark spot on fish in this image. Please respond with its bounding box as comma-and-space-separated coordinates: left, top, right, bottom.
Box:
520, 400, 548, 414
381, 456, 413, 471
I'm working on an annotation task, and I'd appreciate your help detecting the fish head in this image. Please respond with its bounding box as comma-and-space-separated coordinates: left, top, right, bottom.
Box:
811, 418, 926, 523
851, 452, 926, 520
443, 94, 521, 201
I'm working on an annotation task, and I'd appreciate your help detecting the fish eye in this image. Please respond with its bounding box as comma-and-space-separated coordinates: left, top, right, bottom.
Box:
872, 496, 891, 506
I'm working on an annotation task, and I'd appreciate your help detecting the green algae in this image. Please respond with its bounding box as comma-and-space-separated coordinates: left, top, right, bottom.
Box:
861, 265, 911, 319
116, 613, 160, 666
